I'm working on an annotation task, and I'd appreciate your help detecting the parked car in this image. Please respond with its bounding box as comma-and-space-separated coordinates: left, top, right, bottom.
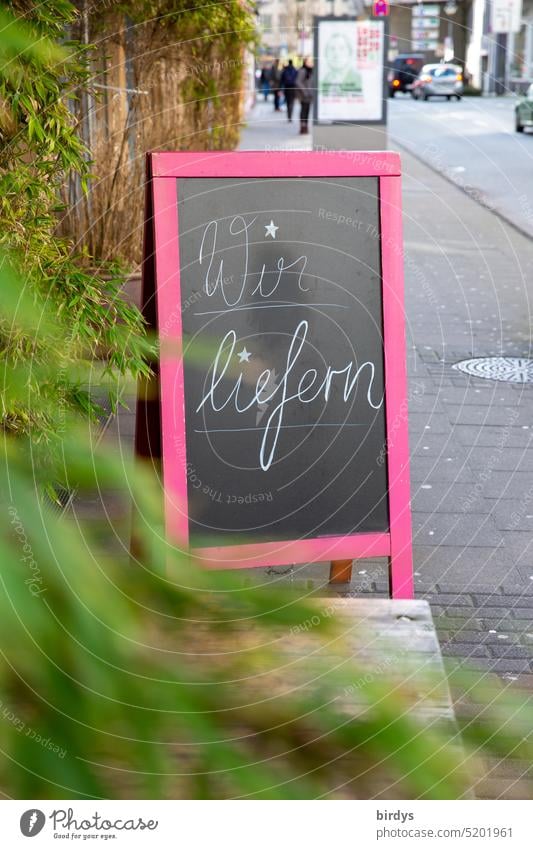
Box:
515, 83, 533, 132
388, 54, 425, 97
411, 64, 464, 101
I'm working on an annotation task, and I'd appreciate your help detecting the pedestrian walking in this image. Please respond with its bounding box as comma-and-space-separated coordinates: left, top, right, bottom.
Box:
296, 58, 314, 135
280, 59, 298, 123
270, 59, 282, 111
259, 66, 270, 101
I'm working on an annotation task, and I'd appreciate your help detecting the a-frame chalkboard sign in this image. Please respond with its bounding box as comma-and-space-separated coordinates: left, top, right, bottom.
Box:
136, 151, 413, 599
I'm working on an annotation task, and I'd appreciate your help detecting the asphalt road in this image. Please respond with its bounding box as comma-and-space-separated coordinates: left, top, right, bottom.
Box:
389, 94, 533, 239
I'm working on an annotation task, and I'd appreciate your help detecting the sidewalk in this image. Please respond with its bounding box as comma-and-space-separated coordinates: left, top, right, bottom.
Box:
237, 101, 533, 684
239, 98, 312, 151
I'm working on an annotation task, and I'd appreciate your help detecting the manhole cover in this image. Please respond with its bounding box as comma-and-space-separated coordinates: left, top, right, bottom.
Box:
452, 356, 533, 383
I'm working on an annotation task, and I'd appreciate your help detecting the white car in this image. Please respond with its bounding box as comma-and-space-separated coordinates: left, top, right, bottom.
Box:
411, 64, 464, 101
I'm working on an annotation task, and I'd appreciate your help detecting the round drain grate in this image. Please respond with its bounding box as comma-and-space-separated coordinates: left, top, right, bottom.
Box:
452, 356, 533, 383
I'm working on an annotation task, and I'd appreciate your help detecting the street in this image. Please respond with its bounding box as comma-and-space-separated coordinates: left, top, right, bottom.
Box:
389, 93, 533, 238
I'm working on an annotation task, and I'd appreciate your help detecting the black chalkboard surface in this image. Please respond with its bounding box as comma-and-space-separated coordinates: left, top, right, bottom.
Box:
177, 177, 388, 546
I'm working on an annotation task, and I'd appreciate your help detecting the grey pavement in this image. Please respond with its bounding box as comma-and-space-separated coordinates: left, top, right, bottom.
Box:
237, 100, 533, 682
239, 98, 312, 151
388, 93, 533, 239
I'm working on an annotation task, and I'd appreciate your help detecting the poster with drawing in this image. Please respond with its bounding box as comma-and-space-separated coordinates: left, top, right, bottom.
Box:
316, 19, 384, 122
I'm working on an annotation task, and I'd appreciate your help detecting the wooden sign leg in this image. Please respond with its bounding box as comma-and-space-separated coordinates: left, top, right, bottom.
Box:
329, 559, 353, 584
389, 550, 414, 599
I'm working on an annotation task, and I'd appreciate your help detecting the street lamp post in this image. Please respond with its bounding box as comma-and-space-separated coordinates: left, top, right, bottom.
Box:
296, 0, 306, 58
444, 1, 457, 63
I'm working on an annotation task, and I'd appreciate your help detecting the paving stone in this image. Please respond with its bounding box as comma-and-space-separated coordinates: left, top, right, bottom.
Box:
416, 348, 442, 363
408, 412, 453, 434
406, 375, 451, 392
454, 425, 533, 450
510, 607, 533, 618
431, 606, 481, 619
441, 644, 490, 658
500, 584, 533, 596
486, 634, 533, 646
415, 540, 519, 568
411, 483, 493, 514
517, 565, 533, 583
434, 617, 483, 631
431, 605, 512, 627
414, 582, 439, 594
449, 376, 503, 388
422, 592, 475, 606
413, 513, 504, 547
410, 432, 464, 458
439, 387, 519, 406
416, 543, 520, 576
446, 405, 532, 427
466, 470, 533, 500
440, 631, 489, 644
471, 608, 516, 620
504, 536, 533, 565
491, 500, 533, 532
410, 456, 475, 483
482, 618, 533, 633
487, 646, 533, 659
457, 632, 528, 646
473, 593, 533, 608
435, 582, 506, 594
465, 447, 533, 473
482, 659, 532, 674
407, 396, 447, 415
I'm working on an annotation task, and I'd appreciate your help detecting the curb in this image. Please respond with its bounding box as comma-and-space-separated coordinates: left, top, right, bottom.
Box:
392, 136, 533, 243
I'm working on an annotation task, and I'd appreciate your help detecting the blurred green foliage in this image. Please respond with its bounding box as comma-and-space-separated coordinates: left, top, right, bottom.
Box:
2, 259, 532, 798
0, 252, 474, 800
0, 1, 152, 486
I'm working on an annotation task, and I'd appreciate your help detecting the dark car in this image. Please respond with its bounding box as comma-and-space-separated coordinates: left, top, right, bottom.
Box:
388, 54, 425, 97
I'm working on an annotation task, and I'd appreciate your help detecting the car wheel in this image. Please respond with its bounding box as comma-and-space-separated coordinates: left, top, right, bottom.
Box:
446, 95, 451, 101
455, 95, 462, 101
516, 117, 524, 132
423, 93, 429, 101
389, 90, 395, 98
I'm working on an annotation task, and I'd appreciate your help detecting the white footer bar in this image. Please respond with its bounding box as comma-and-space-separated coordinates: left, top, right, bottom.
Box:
2, 800, 530, 848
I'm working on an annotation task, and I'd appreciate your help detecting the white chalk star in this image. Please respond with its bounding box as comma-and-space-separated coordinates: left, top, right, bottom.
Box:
265, 220, 279, 239
237, 347, 251, 363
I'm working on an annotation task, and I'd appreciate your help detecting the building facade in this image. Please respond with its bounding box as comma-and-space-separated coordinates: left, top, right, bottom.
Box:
257, 0, 364, 57
386, 0, 468, 69
257, 0, 533, 91
258, 0, 468, 67
486, 0, 533, 92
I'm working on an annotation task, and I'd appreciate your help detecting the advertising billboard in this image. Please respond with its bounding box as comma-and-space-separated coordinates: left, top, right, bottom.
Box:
315, 18, 385, 123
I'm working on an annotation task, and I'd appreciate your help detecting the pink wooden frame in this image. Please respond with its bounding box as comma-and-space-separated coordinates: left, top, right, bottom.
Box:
147, 150, 413, 599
